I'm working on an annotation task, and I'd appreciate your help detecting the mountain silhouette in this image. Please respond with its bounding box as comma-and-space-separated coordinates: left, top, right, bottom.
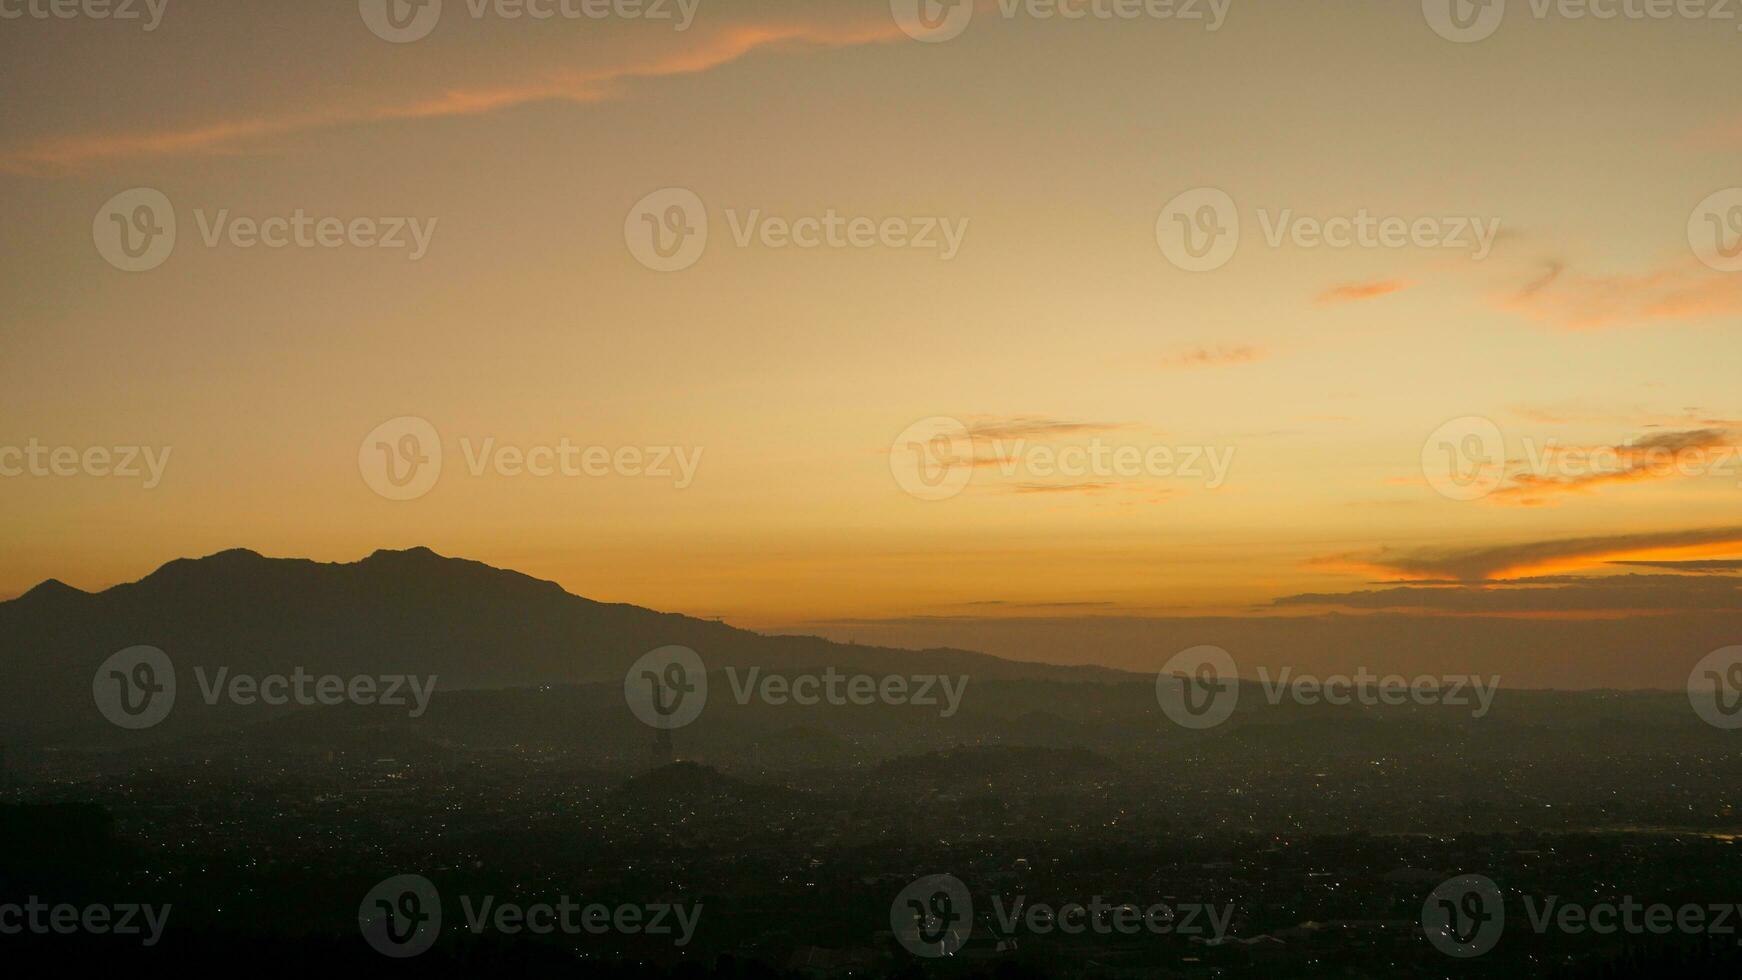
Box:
0, 547, 1119, 739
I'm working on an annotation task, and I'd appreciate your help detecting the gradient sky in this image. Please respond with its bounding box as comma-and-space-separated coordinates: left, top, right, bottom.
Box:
4, 0, 1742, 646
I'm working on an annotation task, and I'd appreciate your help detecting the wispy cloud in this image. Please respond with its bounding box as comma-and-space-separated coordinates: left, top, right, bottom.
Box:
1610, 559, 1742, 572
1159, 344, 1266, 369
1508, 404, 1742, 429
967, 417, 1127, 441
1316, 526, 1742, 582
1273, 573, 1742, 614
0, 19, 908, 175
1012, 481, 1116, 494
1316, 279, 1414, 305
1489, 428, 1740, 506
1499, 258, 1742, 329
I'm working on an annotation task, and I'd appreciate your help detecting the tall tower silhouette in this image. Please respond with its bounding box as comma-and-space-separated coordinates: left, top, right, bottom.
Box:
652, 727, 674, 767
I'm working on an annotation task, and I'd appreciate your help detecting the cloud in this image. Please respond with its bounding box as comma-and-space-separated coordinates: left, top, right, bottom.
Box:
1508, 405, 1742, 429
1610, 559, 1742, 573
0, 18, 908, 175
1012, 482, 1115, 494
1488, 428, 1740, 506
965, 600, 1117, 608
1499, 258, 1742, 329
1159, 344, 1266, 369
1316, 279, 1414, 305
1318, 526, 1742, 582
1273, 573, 1742, 614
967, 417, 1127, 441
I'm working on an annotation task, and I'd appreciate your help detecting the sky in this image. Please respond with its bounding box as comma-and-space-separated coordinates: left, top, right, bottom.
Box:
3, 0, 1742, 684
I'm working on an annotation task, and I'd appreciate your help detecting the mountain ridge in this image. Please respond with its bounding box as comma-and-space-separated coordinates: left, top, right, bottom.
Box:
0, 546, 1130, 739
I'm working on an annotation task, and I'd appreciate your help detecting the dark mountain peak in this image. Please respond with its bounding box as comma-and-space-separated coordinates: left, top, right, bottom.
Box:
355, 546, 574, 601
196, 547, 268, 563
121, 546, 567, 603
132, 548, 284, 589
363, 545, 446, 563
147, 548, 268, 575
0, 547, 1097, 735
12, 578, 90, 605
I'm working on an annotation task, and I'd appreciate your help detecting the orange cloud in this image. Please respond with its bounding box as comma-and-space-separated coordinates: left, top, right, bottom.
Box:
1487, 429, 1740, 507
967, 417, 1127, 441
1316, 279, 1415, 305
0, 20, 908, 175
1320, 526, 1742, 582
1159, 344, 1266, 369
1012, 482, 1116, 494
1499, 258, 1742, 329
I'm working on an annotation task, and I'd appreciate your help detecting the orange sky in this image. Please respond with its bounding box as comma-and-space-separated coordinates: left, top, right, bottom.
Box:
3, 0, 1742, 628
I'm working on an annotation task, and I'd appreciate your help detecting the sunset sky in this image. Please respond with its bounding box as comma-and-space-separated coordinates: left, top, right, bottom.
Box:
4, 0, 1742, 652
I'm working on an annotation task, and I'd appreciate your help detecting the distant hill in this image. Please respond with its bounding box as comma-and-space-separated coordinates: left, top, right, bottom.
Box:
0, 547, 1123, 739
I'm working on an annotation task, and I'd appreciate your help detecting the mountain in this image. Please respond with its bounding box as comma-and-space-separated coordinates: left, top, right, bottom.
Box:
0, 547, 1121, 740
